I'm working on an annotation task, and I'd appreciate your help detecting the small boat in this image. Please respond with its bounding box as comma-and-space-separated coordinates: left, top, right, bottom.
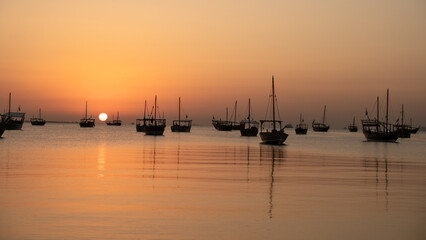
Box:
171, 97, 192, 132
348, 116, 358, 132
4, 93, 25, 130
394, 104, 411, 138
212, 108, 233, 131
312, 105, 329, 132
106, 112, 122, 126
408, 119, 420, 134
30, 108, 46, 126
259, 76, 288, 145
145, 95, 166, 136
240, 98, 258, 137
136, 100, 148, 132
295, 113, 308, 134
79, 101, 95, 128
361, 89, 398, 142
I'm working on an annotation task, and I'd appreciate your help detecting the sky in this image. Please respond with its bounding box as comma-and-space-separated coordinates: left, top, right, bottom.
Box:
1, 0, 425, 127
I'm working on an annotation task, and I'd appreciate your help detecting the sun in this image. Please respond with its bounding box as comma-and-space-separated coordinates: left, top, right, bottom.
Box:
99, 113, 108, 121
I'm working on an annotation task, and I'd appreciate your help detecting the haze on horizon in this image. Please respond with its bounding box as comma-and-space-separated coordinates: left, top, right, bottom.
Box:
1, 0, 425, 128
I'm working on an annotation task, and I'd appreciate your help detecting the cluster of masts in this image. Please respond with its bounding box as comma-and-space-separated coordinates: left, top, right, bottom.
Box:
1, 77, 421, 142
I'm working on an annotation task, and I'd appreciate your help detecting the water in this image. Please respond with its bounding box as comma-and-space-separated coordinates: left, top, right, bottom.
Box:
1, 124, 426, 240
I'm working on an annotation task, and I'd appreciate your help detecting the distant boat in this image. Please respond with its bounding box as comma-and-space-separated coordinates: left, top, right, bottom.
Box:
348, 116, 358, 132
285, 123, 293, 128
295, 113, 308, 135
136, 100, 148, 132
106, 112, 122, 126
408, 118, 420, 134
240, 98, 258, 137
259, 76, 288, 145
79, 101, 95, 128
312, 105, 330, 132
30, 108, 46, 126
393, 104, 410, 138
171, 97, 192, 132
361, 89, 398, 142
145, 95, 166, 136
4, 93, 25, 130
212, 107, 233, 131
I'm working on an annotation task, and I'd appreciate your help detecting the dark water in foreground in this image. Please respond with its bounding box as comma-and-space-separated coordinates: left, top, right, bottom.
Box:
1, 124, 426, 240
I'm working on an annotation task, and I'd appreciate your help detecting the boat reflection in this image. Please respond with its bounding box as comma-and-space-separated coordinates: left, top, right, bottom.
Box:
97, 143, 106, 178
260, 145, 287, 219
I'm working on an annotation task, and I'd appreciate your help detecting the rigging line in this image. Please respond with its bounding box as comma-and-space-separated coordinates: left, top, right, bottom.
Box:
265, 94, 272, 120
275, 96, 282, 121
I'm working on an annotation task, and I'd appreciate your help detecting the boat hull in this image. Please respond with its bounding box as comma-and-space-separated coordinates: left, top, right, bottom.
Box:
295, 127, 307, 135
363, 131, 398, 142
348, 126, 358, 132
136, 124, 146, 132
260, 130, 288, 145
79, 122, 95, 128
0, 122, 5, 137
240, 126, 258, 136
31, 120, 46, 126
312, 126, 329, 132
409, 127, 419, 134
232, 124, 241, 130
106, 122, 121, 126
171, 125, 191, 132
145, 125, 166, 135
5, 119, 24, 130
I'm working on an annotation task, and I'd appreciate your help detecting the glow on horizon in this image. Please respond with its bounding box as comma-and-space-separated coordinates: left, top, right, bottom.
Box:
1, 0, 425, 126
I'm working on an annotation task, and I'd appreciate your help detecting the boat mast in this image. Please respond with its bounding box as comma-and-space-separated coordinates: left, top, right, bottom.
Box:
154, 95, 157, 125
272, 76, 276, 130
226, 107, 228, 122
39, 108, 42, 119
323, 105, 326, 124
234, 101, 237, 123
117, 112, 119, 121
8, 92, 11, 114
386, 89, 389, 133
85, 101, 88, 120
248, 98, 251, 128
179, 97, 181, 124
376, 96, 379, 132
144, 100, 147, 120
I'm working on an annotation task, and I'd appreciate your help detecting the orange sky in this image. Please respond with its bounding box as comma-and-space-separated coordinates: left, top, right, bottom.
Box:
1, 0, 425, 127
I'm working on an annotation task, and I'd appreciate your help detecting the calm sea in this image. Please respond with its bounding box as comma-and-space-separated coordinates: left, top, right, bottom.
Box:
1, 124, 426, 240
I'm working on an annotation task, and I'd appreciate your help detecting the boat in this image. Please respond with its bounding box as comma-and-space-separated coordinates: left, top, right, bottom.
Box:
231, 101, 241, 130
408, 118, 420, 134
171, 97, 192, 132
361, 89, 398, 142
30, 108, 46, 126
145, 95, 166, 136
240, 98, 259, 137
79, 101, 95, 128
295, 113, 308, 134
212, 107, 233, 131
348, 116, 358, 132
312, 105, 330, 132
393, 104, 411, 138
106, 112, 122, 126
259, 76, 288, 145
136, 100, 148, 132
4, 93, 25, 130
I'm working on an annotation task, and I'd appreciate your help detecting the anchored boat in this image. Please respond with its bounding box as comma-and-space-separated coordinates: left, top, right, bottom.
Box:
259, 76, 288, 145
240, 98, 258, 137
348, 116, 358, 132
295, 113, 308, 135
106, 112, 122, 126
361, 89, 398, 142
30, 108, 46, 126
312, 105, 329, 132
171, 97, 192, 132
79, 101, 95, 128
145, 95, 166, 136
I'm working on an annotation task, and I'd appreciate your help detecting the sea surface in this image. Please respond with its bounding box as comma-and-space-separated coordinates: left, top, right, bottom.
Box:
1, 124, 426, 240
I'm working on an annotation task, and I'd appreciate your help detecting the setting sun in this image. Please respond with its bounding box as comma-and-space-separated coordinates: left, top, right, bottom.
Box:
99, 113, 108, 121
